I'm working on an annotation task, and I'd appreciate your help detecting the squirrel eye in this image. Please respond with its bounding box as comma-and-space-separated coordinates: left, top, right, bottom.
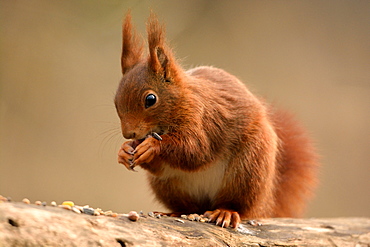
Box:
145, 94, 157, 108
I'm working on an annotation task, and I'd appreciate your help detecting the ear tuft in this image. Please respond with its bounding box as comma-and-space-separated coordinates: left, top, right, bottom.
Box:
147, 12, 180, 80
121, 11, 143, 74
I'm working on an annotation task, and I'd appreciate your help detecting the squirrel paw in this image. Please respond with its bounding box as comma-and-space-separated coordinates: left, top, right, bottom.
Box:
204, 209, 241, 228
118, 141, 136, 171
132, 137, 160, 167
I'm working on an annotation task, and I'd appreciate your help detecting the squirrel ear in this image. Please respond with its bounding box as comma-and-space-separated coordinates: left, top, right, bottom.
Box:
121, 11, 143, 74
155, 47, 168, 71
147, 12, 179, 80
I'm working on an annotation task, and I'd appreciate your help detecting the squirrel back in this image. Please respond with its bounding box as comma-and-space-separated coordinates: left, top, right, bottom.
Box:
115, 12, 319, 228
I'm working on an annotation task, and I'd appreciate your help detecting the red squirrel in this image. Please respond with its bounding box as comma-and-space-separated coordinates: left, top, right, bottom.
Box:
115, 12, 319, 228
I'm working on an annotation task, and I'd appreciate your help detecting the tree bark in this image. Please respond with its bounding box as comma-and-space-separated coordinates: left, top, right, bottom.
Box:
0, 202, 369, 246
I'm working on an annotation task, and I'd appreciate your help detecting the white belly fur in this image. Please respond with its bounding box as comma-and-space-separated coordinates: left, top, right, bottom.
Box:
160, 158, 228, 202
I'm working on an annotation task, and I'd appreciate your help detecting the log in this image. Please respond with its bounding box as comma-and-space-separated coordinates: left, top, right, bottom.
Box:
0, 202, 369, 246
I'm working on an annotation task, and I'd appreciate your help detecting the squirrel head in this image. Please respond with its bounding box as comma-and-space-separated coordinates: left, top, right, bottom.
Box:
115, 12, 187, 140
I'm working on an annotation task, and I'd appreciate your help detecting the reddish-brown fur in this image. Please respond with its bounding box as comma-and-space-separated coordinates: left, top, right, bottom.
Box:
115, 12, 319, 228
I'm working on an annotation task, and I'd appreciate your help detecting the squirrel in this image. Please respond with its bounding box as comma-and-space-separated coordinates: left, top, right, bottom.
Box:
115, 12, 319, 228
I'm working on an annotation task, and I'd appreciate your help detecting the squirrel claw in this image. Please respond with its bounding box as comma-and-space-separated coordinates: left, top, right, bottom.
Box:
129, 160, 138, 172
204, 209, 240, 228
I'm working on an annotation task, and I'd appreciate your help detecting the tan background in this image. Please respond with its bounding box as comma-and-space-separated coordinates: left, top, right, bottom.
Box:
1, 0, 369, 217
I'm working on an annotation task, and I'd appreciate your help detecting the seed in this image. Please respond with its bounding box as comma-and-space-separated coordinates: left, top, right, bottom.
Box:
187, 214, 195, 221
6, 197, 12, 202
83, 207, 95, 215
104, 210, 113, 216
0, 195, 8, 202
62, 201, 74, 207
247, 220, 262, 226
72, 207, 81, 214
59, 204, 72, 210
22, 198, 30, 204
95, 208, 104, 214
181, 215, 188, 220
74, 206, 83, 212
42, 201, 47, 207
175, 219, 184, 223
155, 214, 161, 219
148, 212, 155, 217
200, 218, 206, 223
35, 201, 42, 206
51, 201, 57, 207
128, 211, 139, 221
152, 132, 163, 141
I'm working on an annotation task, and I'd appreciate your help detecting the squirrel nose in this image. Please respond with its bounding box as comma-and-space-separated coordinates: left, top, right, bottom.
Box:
121, 123, 136, 139
123, 131, 136, 140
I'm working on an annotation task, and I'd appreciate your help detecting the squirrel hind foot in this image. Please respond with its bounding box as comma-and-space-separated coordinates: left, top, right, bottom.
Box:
203, 209, 241, 228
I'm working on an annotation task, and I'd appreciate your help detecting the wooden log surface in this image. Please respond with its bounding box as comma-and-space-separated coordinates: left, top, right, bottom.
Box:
0, 202, 369, 246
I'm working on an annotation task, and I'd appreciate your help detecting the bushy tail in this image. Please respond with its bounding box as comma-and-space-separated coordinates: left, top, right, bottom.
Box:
271, 109, 319, 217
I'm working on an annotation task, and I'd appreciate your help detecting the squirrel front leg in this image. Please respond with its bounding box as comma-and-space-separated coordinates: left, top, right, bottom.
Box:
118, 137, 161, 172
159, 130, 214, 171
118, 129, 213, 173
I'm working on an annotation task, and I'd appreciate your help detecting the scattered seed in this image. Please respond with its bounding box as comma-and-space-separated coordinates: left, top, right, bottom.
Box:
155, 214, 161, 219
22, 198, 30, 204
247, 220, 262, 226
6, 197, 12, 202
0, 195, 7, 202
95, 208, 104, 214
187, 214, 195, 221
192, 214, 200, 221
148, 212, 155, 218
51, 201, 57, 207
72, 207, 81, 214
62, 201, 74, 207
83, 207, 95, 215
35, 201, 42, 206
200, 218, 206, 223
128, 211, 139, 221
175, 219, 184, 223
74, 206, 83, 212
42, 201, 47, 207
104, 210, 113, 216
59, 204, 72, 210
181, 215, 188, 220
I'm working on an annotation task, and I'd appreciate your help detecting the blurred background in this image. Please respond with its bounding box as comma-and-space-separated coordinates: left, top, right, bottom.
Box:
1, 0, 369, 217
